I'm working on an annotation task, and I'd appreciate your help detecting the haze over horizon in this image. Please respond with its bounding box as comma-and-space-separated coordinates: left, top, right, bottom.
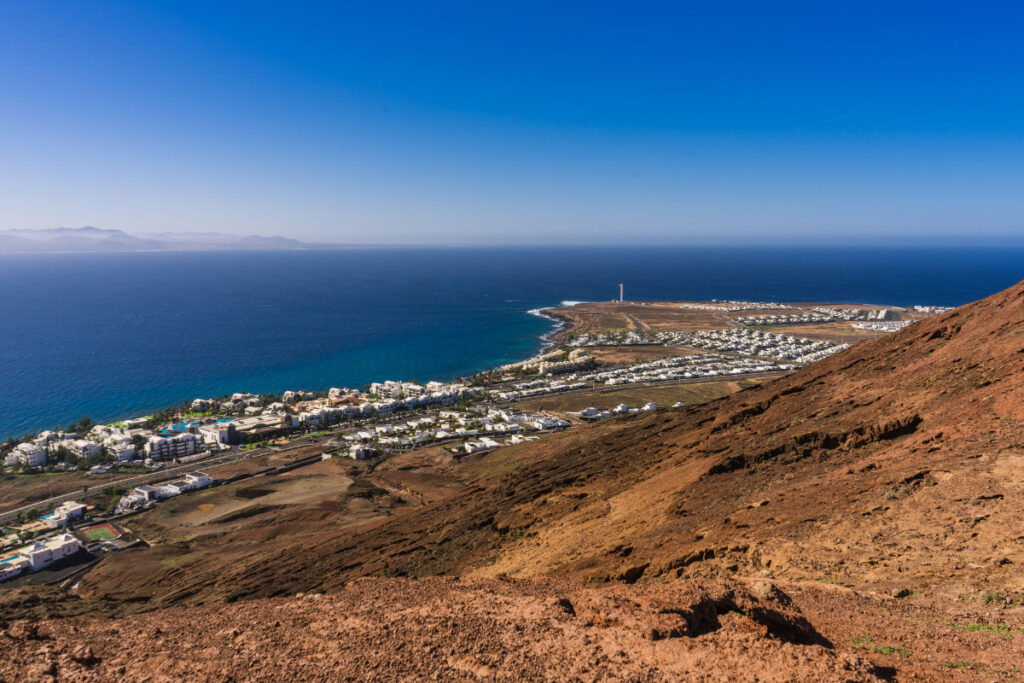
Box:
2, 1, 1023, 246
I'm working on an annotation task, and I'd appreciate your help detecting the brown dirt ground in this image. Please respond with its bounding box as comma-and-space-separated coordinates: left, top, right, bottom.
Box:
546, 302, 736, 337
200, 443, 333, 478
0, 472, 124, 514
587, 345, 706, 364
515, 379, 770, 415
0, 577, 887, 681
549, 300, 922, 345
5, 577, 1023, 681
125, 459, 359, 543
4, 283, 1024, 679
746, 321, 889, 343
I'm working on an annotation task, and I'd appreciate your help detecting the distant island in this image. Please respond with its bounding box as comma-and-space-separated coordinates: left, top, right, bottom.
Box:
0, 226, 337, 253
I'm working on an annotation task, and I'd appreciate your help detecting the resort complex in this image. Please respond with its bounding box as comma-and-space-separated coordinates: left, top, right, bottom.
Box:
0, 297, 948, 590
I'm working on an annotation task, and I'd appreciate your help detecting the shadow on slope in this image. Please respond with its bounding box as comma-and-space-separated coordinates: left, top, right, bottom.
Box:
58, 279, 1024, 611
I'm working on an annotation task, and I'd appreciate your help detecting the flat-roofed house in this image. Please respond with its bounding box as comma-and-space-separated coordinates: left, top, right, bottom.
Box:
43, 501, 87, 528
183, 472, 212, 489
67, 439, 103, 459
5, 442, 47, 467
18, 534, 80, 571
198, 423, 235, 445
146, 433, 203, 460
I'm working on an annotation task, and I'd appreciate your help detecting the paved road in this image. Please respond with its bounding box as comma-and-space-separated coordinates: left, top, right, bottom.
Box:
0, 440, 328, 525
1, 369, 789, 525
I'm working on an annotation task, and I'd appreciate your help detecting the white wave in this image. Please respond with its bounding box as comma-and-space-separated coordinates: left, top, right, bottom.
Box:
524, 305, 569, 350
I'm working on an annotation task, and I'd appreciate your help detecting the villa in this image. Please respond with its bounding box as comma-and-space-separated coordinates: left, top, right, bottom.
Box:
3, 442, 47, 467
65, 439, 103, 459
0, 534, 80, 582
43, 501, 87, 528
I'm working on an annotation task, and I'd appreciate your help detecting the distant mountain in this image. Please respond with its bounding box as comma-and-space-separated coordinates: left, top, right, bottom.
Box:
143, 231, 309, 249
0, 227, 326, 253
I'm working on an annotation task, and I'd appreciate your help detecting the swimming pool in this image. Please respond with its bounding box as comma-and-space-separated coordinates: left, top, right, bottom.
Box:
161, 421, 201, 434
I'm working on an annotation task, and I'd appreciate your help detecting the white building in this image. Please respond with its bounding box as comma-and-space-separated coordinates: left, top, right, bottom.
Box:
104, 438, 135, 462
0, 555, 29, 581
117, 485, 159, 510
145, 433, 203, 460
16, 534, 80, 572
4, 442, 47, 467
43, 501, 87, 528
533, 417, 568, 430
66, 439, 103, 459
155, 482, 186, 498
198, 423, 233, 445
347, 445, 375, 459
183, 471, 212, 489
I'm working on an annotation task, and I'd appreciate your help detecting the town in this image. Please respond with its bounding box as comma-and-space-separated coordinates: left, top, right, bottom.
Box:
0, 297, 950, 586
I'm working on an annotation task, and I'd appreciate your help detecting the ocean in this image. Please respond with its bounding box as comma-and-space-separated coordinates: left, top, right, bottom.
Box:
0, 246, 1022, 439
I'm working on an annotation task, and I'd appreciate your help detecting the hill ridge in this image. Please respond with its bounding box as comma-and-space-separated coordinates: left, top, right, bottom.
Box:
6, 279, 1024, 679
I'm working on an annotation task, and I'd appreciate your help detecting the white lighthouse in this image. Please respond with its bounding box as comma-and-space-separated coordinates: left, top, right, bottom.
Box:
619, 283, 624, 302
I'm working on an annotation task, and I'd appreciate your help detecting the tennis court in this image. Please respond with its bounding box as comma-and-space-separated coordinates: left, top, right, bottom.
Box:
80, 523, 120, 541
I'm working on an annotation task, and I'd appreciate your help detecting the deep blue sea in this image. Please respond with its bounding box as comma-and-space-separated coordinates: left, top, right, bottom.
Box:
1, 246, 1022, 439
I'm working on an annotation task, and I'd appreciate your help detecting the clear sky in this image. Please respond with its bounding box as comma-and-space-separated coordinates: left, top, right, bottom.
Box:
1, 1, 1023, 245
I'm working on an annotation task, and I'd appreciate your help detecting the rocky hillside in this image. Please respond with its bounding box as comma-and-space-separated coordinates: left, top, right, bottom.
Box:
469, 278, 1024, 595
7, 280, 1024, 679
3, 577, 891, 681
69, 278, 1024, 609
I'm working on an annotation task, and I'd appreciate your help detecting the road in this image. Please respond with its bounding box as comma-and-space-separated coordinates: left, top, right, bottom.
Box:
1, 367, 791, 525
0, 439, 331, 525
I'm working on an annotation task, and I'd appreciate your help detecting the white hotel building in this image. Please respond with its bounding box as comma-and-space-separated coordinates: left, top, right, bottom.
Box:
145, 433, 204, 460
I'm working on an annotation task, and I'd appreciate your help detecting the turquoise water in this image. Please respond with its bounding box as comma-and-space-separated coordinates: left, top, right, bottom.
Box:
0, 246, 1022, 439
163, 421, 202, 433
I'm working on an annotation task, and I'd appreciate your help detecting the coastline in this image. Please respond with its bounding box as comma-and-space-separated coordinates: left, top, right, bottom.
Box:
0, 296, 921, 439
3, 245, 1015, 440
2, 304, 570, 440
527, 300, 589, 349
526, 303, 568, 350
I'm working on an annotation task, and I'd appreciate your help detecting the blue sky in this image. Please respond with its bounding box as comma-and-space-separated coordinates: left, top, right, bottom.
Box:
1, 1, 1023, 245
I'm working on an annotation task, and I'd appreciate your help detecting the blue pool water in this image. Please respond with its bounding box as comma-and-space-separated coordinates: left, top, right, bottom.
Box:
0, 246, 1022, 438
